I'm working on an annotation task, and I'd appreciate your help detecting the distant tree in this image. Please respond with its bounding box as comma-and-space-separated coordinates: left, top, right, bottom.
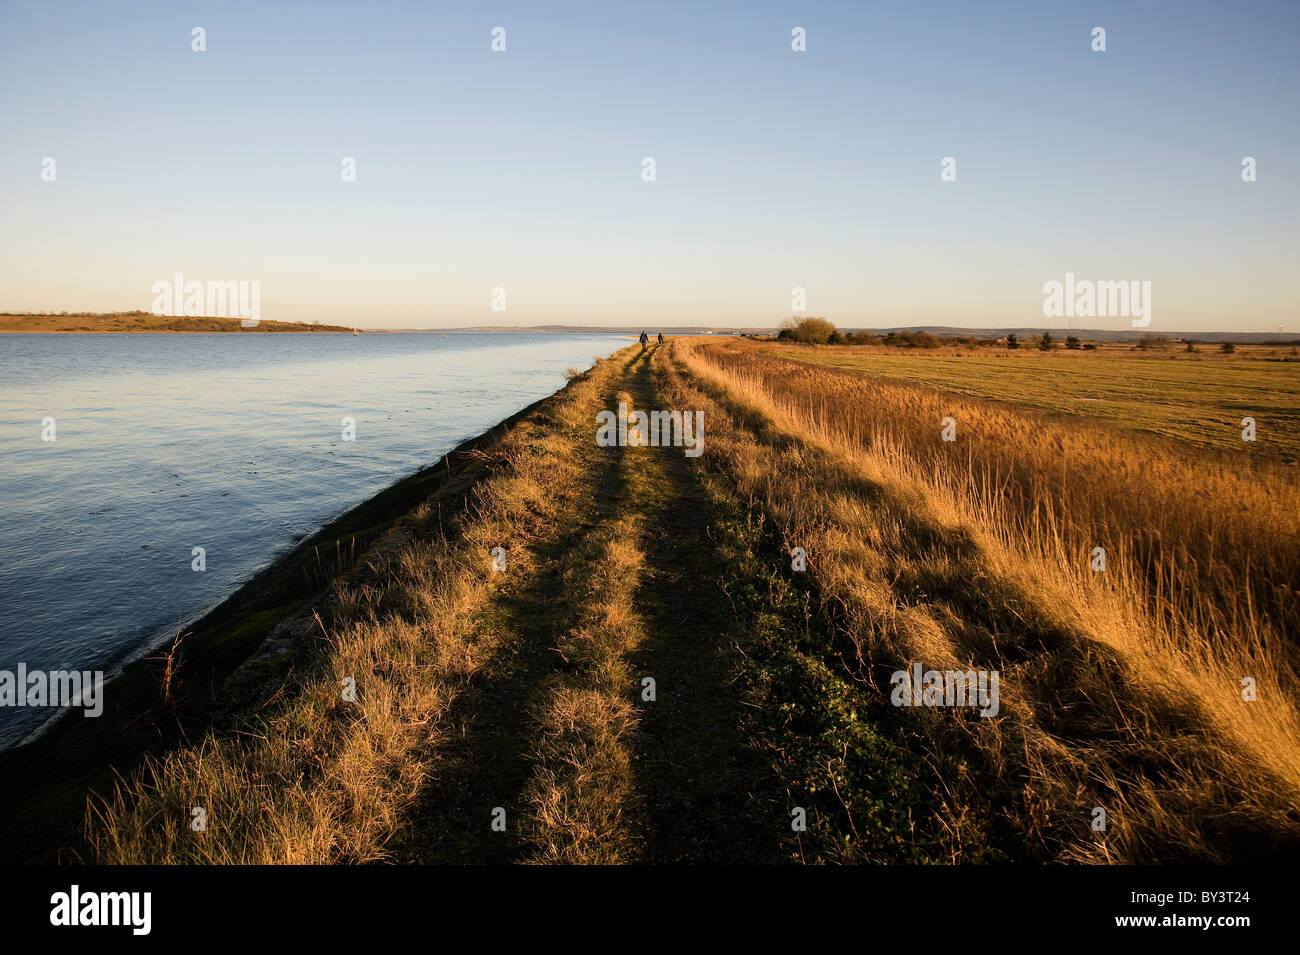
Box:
1038, 331, 1055, 351
1005, 333, 1020, 350
1220, 342, 1236, 354
883, 331, 904, 347
1185, 342, 1196, 353
907, 331, 943, 348
778, 316, 838, 344
828, 330, 847, 345
1065, 335, 1081, 350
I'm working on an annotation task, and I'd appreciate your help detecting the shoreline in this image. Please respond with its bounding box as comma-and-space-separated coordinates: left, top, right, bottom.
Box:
0, 365, 603, 862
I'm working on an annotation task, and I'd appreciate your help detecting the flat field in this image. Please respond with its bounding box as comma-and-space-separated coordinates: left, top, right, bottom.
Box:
773, 343, 1300, 460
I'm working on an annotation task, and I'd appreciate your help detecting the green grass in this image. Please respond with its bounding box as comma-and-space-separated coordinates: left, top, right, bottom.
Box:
699, 473, 1010, 863
777, 347, 1300, 460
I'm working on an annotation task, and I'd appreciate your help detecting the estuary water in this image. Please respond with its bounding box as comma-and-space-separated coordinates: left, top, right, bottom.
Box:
0, 331, 627, 748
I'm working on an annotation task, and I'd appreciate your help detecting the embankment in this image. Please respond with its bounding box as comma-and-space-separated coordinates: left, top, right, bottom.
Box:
7, 337, 1297, 864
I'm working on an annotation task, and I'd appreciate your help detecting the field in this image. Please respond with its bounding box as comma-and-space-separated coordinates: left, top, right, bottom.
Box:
7, 337, 1298, 864
772, 343, 1300, 460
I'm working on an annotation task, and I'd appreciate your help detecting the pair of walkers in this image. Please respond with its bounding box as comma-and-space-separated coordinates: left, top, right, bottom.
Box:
639, 330, 665, 352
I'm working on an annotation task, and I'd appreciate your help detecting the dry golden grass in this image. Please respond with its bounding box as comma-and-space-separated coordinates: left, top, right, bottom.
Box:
88, 357, 616, 863
665, 338, 1300, 862
519, 393, 648, 864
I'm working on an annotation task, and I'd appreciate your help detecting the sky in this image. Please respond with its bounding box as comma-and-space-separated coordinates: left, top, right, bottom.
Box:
0, 0, 1297, 331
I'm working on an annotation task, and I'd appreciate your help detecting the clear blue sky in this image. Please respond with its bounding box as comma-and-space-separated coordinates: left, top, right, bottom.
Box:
1, 0, 1296, 330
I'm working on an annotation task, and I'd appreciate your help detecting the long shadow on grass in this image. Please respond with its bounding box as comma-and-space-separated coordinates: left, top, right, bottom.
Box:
620, 358, 789, 863
398, 407, 630, 864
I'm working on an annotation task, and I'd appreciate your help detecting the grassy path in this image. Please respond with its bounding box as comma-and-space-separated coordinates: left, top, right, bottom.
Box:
406, 341, 960, 864
622, 351, 784, 863
396, 345, 788, 862
393, 352, 636, 862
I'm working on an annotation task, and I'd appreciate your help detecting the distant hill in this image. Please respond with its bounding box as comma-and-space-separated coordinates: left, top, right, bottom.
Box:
5, 314, 1292, 342
441, 324, 1296, 343
0, 312, 352, 333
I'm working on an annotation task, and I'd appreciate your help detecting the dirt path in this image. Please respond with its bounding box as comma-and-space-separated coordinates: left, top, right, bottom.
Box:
398, 344, 787, 863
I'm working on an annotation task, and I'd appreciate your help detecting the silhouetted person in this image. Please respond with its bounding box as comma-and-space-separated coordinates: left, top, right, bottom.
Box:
639, 330, 649, 352
657, 332, 664, 344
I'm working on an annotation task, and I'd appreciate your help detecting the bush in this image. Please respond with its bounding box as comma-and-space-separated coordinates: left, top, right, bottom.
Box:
1006, 333, 1020, 350
1038, 331, 1055, 351
828, 330, 847, 345
1065, 336, 1081, 350
1220, 342, 1236, 354
878, 330, 943, 348
1082, 343, 1098, 350
906, 331, 944, 349
846, 330, 881, 345
779, 316, 838, 344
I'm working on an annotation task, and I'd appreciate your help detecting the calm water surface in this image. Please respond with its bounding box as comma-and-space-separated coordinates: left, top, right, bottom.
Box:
0, 331, 627, 747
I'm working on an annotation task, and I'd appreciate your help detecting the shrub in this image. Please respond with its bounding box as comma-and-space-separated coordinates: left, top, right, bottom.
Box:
1220, 342, 1236, 354
905, 331, 943, 349
1065, 336, 1081, 350
1006, 333, 1020, 350
779, 316, 838, 344
1038, 331, 1055, 351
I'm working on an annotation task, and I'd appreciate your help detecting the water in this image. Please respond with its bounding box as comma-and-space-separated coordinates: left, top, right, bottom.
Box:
0, 331, 627, 748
